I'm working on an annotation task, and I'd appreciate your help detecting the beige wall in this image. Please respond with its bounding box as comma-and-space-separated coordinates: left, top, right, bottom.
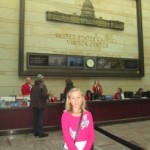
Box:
24, 0, 139, 61
0, 0, 150, 97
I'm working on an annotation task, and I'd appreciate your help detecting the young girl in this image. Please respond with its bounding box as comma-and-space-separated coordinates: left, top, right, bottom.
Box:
61, 88, 94, 150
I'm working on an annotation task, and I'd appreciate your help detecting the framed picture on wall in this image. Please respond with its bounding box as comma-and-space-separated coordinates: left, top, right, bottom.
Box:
48, 55, 67, 67
67, 56, 84, 68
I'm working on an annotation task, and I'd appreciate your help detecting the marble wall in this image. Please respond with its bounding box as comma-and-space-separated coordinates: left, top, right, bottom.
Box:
0, 0, 150, 97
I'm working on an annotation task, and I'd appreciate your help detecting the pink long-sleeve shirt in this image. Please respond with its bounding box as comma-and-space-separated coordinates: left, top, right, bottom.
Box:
61, 111, 94, 150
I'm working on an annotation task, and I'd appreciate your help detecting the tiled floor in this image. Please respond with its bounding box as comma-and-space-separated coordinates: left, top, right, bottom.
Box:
0, 120, 150, 150
100, 120, 150, 150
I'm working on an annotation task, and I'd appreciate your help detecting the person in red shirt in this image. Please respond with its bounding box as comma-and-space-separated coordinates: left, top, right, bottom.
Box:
92, 80, 103, 95
113, 88, 124, 100
21, 77, 32, 95
48, 91, 57, 103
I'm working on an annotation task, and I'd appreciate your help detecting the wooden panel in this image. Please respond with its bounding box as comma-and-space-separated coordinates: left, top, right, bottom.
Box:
88, 101, 116, 121
45, 103, 64, 126
113, 100, 139, 119
139, 100, 150, 116
0, 108, 33, 130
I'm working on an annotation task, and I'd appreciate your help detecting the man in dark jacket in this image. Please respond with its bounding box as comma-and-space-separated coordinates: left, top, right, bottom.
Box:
30, 75, 49, 138
63, 78, 74, 101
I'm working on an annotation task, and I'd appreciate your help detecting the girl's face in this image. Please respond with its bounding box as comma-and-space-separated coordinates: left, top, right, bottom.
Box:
69, 91, 83, 110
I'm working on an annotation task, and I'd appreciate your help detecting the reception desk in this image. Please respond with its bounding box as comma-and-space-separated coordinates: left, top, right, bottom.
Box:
0, 99, 150, 131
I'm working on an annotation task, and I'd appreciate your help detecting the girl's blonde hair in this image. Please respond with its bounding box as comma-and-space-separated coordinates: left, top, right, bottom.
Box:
65, 88, 87, 112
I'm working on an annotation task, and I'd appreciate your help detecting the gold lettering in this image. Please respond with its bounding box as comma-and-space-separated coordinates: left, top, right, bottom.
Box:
56, 32, 116, 48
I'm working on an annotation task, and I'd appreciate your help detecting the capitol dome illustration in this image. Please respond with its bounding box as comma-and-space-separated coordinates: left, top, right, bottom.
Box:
81, 0, 95, 18
46, 0, 124, 30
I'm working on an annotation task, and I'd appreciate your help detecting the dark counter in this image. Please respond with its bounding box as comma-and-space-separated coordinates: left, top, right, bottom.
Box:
0, 99, 150, 131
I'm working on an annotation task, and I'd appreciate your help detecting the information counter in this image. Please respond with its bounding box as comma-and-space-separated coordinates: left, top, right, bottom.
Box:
0, 99, 150, 131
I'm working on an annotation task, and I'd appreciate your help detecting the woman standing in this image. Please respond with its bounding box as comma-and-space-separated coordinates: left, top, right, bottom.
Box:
61, 88, 94, 150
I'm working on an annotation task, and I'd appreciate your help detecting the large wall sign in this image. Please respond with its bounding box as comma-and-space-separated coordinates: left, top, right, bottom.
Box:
18, 0, 144, 77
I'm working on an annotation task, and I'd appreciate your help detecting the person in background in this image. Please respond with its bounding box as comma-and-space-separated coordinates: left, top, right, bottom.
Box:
63, 78, 75, 100
92, 81, 103, 96
48, 91, 57, 103
30, 74, 49, 138
21, 77, 32, 95
113, 88, 124, 100
135, 88, 143, 97
85, 90, 92, 101
61, 88, 94, 150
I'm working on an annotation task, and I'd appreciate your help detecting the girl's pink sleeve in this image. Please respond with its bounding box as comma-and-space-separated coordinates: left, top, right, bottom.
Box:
84, 112, 94, 150
61, 113, 78, 150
